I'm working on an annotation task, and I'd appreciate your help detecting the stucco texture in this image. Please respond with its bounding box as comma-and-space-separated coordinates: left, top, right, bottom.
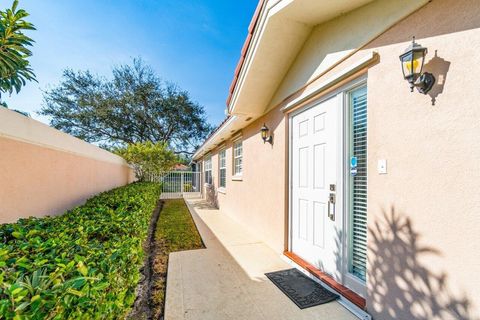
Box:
203, 108, 287, 254
201, 0, 480, 318
275, 0, 480, 318
363, 1, 480, 319
0, 109, 135, 224
268, 0, 427, 111
0, 137, 134, 224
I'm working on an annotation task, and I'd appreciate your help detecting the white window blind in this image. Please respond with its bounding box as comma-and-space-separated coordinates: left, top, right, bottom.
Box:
219, 150, 226, 188
233, 141, 243, 176
204, 156, 212, 184
349, 85, 368, 281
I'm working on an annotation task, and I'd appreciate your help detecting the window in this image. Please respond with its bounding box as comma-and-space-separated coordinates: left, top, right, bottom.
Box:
233, 141, 243, 176
219, 150, 226, 188
348, 85, 368, 281
204, 156, 212, 184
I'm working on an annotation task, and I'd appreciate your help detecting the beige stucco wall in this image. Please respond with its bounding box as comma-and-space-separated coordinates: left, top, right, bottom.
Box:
202, 108, 287, 254
268, 0, 428, 110
202, 0, 480, 318
275, 0, 480, 318
363, 1, 480, 318
0, 108, 135, 224
201, 0, 427, 255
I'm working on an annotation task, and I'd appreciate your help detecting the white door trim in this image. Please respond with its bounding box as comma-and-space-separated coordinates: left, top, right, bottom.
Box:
288, 75, 368, 297
282, 52, 377, 113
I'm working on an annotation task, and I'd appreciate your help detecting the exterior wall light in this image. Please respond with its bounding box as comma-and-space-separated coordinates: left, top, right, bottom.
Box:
399, 37, 435, 94
260, 123, 272, 144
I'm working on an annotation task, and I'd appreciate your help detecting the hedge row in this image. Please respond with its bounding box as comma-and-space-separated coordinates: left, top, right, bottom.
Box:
0, 182, 161, 320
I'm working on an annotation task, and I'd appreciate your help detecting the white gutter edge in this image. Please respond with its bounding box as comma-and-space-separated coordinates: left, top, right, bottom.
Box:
192, 116, 238, 160
228, 0, 282, 114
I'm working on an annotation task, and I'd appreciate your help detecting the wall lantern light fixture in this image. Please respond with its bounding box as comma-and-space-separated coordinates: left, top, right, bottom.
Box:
260, 123, 273, 144
399, 36, 435, 94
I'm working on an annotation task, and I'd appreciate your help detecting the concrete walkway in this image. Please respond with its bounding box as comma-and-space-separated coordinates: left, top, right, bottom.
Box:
164, 198, 358, 320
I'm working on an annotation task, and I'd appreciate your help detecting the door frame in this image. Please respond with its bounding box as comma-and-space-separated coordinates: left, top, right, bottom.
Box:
287, 74, 368, 297
340, 76, 368, 297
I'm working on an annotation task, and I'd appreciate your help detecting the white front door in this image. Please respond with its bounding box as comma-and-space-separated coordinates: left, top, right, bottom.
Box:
290, 95, 342, 280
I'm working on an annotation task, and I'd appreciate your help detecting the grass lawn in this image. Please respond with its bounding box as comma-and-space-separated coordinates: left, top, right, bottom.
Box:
151, 199, 204, 319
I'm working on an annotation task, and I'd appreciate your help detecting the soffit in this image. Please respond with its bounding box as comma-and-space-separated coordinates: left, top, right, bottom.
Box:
229, 0, 374, 116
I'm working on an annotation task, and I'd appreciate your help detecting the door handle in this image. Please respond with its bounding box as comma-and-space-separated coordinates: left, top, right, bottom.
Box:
328, 193, 336, 221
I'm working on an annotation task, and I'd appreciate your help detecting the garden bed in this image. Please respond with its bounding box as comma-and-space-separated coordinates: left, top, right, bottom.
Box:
0, 182, 161, 319
129, 199, 204, 320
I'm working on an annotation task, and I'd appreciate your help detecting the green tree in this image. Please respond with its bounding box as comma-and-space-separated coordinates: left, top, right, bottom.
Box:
40, 59, 213, 154
0, 0, 36, 103
115, 141, 179, 181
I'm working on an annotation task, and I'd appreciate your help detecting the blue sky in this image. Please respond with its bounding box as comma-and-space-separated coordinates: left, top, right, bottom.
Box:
2, 0, 258, 126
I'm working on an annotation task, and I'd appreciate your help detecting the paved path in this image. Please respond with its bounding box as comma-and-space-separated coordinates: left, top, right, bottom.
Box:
164, 198, 358, 320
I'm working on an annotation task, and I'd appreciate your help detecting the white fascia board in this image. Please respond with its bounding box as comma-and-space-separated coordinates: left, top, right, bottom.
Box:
228, 9, 268, 114
192, 116, 238, 160
228, 0, 291, 115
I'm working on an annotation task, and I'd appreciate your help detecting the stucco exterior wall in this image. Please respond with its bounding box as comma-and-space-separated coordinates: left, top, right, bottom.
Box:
269, 0, 428, 110
198, 1, 430, 254
271, 0, 480, 318
201, 108, 287, 254
200, 0, 480, 318
0, 108, 135, 224
362, 1, 480, 318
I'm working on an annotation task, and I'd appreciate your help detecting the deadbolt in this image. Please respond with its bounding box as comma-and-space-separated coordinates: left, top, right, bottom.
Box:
329, 184, 336, 192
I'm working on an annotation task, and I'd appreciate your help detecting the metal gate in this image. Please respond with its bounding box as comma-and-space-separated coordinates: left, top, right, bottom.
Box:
148, 171, 202, 199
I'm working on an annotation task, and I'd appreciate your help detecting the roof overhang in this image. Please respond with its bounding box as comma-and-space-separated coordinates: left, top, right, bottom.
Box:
194, 0, 428, 161
192, 115, 252, 160
227, 0, 374, 117
195, 0, 375, 161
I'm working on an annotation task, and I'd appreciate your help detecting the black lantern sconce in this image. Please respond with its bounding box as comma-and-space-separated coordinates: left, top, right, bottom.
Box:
399, 37, 435, 94
260, 123, 272, 144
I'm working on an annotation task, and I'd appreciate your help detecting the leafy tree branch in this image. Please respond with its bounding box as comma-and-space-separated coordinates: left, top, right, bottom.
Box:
0, 0, 36, 102
40, 59, 213, 154
114, 141, 179, 181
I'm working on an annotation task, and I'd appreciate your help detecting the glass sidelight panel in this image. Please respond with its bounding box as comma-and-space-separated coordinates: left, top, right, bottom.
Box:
348, 85, 368, 281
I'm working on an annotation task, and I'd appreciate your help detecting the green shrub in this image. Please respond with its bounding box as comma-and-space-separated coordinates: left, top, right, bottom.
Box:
183, 183, 193, 192
0, 182, 161, 319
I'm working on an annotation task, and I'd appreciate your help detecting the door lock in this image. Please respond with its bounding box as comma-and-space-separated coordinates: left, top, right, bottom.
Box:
329, 193, 336, 203
327, 192, 336, 221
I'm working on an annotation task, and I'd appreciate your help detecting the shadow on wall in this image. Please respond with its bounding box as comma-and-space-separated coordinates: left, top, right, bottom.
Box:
368, 208, 476, 320
191, 199, 218, 211
366, 0, 480, 50
312, 228, 348, 292
205, 182, 218, 209
423, 51, 451, 106
362, 0, 480, 106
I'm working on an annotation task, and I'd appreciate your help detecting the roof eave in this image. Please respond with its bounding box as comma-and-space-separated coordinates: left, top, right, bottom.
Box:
226, 0, 379, 117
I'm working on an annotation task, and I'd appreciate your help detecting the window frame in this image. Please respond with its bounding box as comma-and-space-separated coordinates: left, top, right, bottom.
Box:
232, 140, 243, 178
218, 149, 226, 189
204, 155, 212, 185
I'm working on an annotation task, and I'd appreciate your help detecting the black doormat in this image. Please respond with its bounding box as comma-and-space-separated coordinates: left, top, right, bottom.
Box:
265, 268, 339, 309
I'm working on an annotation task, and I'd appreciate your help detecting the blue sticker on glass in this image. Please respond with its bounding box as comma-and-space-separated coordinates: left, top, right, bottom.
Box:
350, 156, 358, 168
